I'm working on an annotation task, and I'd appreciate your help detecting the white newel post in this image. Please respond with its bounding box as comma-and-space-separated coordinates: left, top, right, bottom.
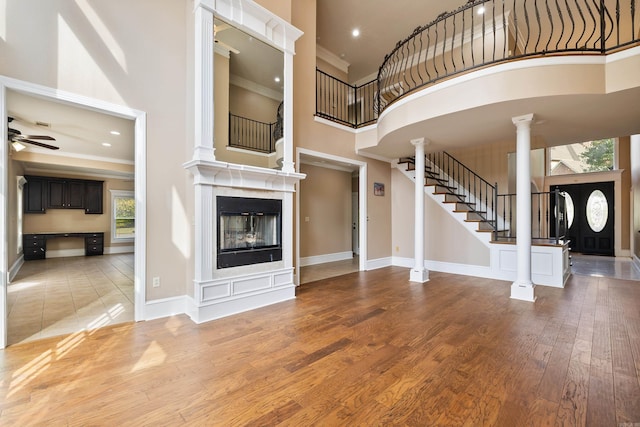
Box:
511, 113, 536, 301
193, 3, 216, 162
410, 138, 429, 283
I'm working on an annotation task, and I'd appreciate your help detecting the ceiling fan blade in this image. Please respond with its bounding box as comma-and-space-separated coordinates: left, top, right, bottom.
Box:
18, 138, 60, 150
23, 135, 56, 141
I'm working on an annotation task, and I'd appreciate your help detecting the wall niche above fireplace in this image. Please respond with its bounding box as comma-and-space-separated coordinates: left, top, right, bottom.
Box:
217, 196, 282, 269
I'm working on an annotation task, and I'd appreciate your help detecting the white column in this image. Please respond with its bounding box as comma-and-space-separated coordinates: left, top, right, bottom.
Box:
410, 138, 429, 283
281, 51, 295, 173
193, 4, 216, 162
511, 113, 536, 301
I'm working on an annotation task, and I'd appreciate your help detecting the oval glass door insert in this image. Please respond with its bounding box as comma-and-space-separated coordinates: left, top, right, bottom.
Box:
586, 189, 608, 232
564, 192, 575, 229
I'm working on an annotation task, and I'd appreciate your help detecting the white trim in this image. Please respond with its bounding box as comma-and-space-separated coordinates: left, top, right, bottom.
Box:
366, 257, 393, 270
230, 74, 283, 102
300, 251, 353, 267
226, 146, 276, 158
105, 246, 135, 255
316, 44, 350, 74
313, 116, 376, 134
144, 296, 189, 321
8, 255, 24, 283
197, 0, 303, 55
0, 75, 147, 349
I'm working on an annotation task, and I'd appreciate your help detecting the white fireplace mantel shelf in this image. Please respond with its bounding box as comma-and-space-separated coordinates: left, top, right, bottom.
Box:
184, 159, 305, 192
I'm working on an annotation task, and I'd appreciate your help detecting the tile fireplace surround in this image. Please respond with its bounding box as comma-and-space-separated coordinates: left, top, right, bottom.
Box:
184, 160, 305, 323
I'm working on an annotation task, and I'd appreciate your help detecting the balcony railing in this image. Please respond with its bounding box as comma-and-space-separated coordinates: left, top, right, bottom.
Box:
495, 189, 569, 243
229, 113, 281, 154
316, 0, 639, 127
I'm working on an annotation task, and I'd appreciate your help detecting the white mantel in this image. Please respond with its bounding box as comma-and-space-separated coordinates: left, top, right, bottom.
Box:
187, 0, 304, 324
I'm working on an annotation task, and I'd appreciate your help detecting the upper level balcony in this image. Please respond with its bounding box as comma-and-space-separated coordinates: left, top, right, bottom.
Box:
316, 0, 640, 160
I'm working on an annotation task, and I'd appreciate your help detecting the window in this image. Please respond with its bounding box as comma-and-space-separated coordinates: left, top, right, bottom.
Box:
549, 138, 616, 176
110, 190, 135, 242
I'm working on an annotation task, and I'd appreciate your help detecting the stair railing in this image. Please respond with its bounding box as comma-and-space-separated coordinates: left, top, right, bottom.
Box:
495, 188, 568, 243
425, 151, 498, 229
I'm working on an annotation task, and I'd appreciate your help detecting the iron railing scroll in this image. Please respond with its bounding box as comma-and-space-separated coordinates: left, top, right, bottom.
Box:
315, 0, 639, 127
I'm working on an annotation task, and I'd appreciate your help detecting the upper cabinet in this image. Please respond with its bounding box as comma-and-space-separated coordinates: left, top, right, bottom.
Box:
47, 179, 85, 209
24, 175, 103, 214
23, 176, 47, 213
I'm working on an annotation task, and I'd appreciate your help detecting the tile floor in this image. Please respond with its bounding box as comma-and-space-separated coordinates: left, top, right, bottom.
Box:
7, 254, 134, 345
570, 253, 640, 281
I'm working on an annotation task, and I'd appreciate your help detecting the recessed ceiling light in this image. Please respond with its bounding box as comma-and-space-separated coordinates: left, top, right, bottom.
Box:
352, 28, 360, 37
102, 142, 112, 147
477, 6, 485, 15
274, 77, 281, 83
110, 130, 120, 135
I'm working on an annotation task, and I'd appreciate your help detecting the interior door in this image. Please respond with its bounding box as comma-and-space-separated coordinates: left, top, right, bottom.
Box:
552, 181, 614, 255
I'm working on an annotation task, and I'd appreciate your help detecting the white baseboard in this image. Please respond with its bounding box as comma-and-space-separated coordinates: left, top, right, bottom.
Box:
144, 295, 189, 321
300, 251, 353, 267
366, 257, 393, 270
105, 246, 134, 254
391, 256, 494, 279
8, 255, 24, 283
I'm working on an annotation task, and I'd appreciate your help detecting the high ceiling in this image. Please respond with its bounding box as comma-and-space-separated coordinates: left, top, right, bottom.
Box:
316, 0, 466, 82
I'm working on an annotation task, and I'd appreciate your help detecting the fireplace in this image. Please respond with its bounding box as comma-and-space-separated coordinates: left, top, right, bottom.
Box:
217, 196, 282, 268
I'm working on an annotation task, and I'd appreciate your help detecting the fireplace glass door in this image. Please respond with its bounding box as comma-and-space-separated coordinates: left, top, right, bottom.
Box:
220, 213, 279, 250
216, 196, 282, 268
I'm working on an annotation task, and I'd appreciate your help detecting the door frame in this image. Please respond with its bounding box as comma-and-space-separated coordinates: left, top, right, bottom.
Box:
295, 148, 367, 285
545, 169, 627, 257
0, 75, 147, 349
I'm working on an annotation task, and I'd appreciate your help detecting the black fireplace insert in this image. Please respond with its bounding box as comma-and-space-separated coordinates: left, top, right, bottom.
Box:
216, 196, 282, 269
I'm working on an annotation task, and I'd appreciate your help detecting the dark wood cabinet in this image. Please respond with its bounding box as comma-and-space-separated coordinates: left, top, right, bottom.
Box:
47, 179, 85, 209
85, 233, 104, 255
23, 175, 103, 214
23, 176, 47, 213
84, 181, 104, 214
23, 234, 46, 260
23, 232, 104, 260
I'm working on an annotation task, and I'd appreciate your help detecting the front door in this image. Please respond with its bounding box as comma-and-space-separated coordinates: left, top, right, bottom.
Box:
552, 181, 614, 256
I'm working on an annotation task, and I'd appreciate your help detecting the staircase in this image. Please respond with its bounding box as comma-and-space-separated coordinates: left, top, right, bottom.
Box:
397, 152, 504, 245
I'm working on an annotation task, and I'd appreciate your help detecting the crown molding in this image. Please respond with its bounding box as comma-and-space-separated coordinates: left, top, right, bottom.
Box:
316, 44, 350, 75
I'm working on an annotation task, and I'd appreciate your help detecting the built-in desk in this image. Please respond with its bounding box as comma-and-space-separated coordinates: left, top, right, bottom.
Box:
23, 232, 104, 260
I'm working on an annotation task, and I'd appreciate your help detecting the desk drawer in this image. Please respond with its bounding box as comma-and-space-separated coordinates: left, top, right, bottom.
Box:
86, 236, 103, 246
24, 247, 45, 260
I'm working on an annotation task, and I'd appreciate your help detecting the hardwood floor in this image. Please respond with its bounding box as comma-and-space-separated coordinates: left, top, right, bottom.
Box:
1, 267, 639, 425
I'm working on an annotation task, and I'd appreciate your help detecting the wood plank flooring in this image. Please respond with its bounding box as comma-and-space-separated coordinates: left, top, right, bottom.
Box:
1, 267, 639, 425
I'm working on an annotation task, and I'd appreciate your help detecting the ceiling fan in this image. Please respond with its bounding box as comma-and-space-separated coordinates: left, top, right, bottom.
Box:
7, 117, 59, 150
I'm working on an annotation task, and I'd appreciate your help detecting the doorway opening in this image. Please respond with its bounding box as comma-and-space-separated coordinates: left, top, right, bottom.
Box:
295, 149, 367, 285
0, 77, 146, 348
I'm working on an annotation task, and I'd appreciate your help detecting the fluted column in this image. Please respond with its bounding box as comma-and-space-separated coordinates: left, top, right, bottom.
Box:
511, 113, 536, 301
280, 51, 295, 173
193, 3, 216, 162
410, 138, 429, 283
